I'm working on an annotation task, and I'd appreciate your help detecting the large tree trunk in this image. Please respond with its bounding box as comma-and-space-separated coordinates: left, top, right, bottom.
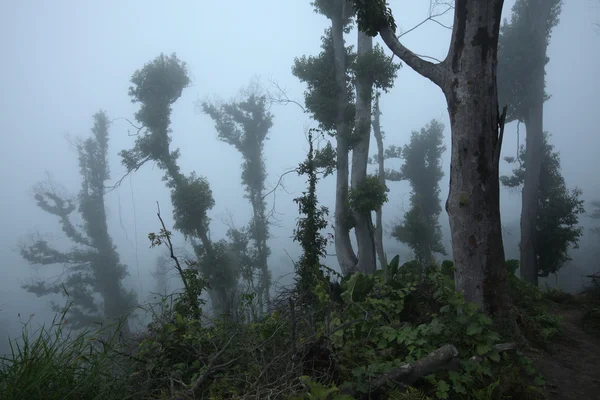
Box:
332, 14, 358, 276
518, 0, 554, 286
376, 0, 513, 321
351, 31, 377, 275
442, 1, 512, 319
372, 93, 388, 272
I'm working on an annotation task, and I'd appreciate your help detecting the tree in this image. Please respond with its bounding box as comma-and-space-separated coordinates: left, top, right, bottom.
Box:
151, 254, 171, 296
391, 120, 447, 266
351, 0, 513, 321
120, 53, 239, 318
201, 86, 274, 314
20, 111, 136, 332
498, 0, 563, 285
501, 132, 585, 277
590, 201, 600, 237
293, 1, 399, 275
371, 92, 388, 271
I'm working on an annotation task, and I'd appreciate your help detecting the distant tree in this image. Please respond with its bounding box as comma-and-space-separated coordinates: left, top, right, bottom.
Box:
501, 132, 585, 277
391, 120, 447, 266
498, 0, 563, 285
201, 86, 274, 314
590, 201, 600, 236
151, 255, 171, 296
293, 1, 399, 275
120, 53, 239, 318
20, 111, 136, 332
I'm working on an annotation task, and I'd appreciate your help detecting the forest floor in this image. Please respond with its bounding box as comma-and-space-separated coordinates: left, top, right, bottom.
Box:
526, 302, 600, 400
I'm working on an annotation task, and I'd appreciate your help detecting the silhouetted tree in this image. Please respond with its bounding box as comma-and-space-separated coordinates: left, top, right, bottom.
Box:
20, 111, 136, 332
391, 120, 447, 266
201, 86, 274, 314
120, 53, 238, 318
498, 0, 563, 285
501, 132, 584, 277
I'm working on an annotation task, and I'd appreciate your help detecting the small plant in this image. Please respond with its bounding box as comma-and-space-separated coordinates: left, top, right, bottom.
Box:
0, 303, 128, 400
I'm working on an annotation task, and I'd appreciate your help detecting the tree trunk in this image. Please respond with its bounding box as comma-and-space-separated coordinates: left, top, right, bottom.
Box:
351, 31, 377, 275
520, 103, 543, 286
442, 0, 512, 319
518, 0, 554, 286
332, 14, 358, 276
372, 93, 388, 272
376, 0, 513, 321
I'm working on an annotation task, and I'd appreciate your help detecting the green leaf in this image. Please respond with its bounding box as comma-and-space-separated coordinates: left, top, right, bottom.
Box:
476, 343, 492, 355
488, 351, 501, 362
466, 323, 483, 335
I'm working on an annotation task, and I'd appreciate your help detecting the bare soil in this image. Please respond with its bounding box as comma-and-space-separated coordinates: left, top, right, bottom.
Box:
525, 303, 600, 400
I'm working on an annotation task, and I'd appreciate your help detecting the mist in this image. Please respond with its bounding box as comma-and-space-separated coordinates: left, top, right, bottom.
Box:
0, 0, 598, 372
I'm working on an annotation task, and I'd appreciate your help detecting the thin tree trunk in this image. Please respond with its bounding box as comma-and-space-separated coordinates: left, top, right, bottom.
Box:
372, 93, 388, 272
518, 0, 554, 286
351, 31, 377, 275
332, 14, 358, 275
520, 101, 543, 286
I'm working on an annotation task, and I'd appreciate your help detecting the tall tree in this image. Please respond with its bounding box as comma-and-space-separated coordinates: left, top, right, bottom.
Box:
590, 201, 600, 237
371, 92, 388, 271
498, 0, 563, 285
20, 111, 136, 332
293, 1, 399, 275
351, 0, 513, 320
201, 87, 274, 314
391, 120, 447, 266
501, 132, 585, 278
120, 53, 239, 318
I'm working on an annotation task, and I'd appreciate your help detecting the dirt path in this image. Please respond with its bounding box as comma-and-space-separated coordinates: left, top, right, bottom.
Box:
526, 304, 600, 400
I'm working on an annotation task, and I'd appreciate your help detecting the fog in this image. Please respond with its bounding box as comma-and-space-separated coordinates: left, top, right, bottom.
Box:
0, 0, 598, 348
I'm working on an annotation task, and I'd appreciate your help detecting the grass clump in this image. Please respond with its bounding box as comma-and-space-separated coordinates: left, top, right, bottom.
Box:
0, 306, 129, 400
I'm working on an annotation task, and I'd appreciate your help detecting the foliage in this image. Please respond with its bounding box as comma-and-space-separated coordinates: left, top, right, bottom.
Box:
292, 28, 400, 140
391, 120, 447, 265
505, 260, 565, 347
350, 0, 397, 37
202, 89, 274, 313
19, 111, 136, 331
292, 129, 333, 301
292, 28, 356, 134
6, 251, 565, 400
349, 174, 388, 213
0, 303, 129, 400
497, 0, 563, 122
501, 132, 585, 277
122, 53, 240, 316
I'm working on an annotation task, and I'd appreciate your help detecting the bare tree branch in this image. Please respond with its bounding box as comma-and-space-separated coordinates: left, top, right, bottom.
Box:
265, 79, 307, 113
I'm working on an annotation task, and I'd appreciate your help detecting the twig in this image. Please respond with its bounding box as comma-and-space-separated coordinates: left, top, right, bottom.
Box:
187, 332, 237, 394
110, 117, 147, 136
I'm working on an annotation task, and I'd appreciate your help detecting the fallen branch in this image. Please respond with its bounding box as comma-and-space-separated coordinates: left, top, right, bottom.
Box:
339, 342, 517, 396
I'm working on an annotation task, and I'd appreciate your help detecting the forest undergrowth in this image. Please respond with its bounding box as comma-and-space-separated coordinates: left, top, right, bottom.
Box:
1, 257, 598, 400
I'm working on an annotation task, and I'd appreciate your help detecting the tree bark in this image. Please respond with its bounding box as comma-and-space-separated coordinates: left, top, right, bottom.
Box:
377, 0, 513, 320
351, 31, 377, 275
372, 93, 388, 272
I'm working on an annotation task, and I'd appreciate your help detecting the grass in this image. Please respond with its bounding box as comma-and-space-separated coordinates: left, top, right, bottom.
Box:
0, 307, 130, 400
